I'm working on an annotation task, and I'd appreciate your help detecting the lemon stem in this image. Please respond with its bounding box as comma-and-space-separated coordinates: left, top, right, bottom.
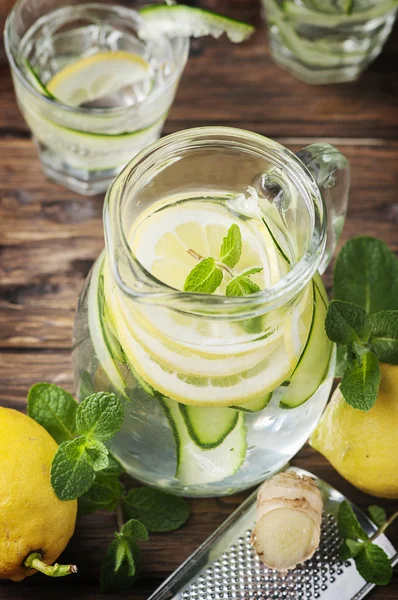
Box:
24, 552, 78, 577
369, 511, 398, 543
186, 248, 234, 276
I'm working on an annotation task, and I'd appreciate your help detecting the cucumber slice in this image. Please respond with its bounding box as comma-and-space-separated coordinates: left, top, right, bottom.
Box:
279, 275, 333, 408
88, 253, 127, 397
23, 59, 55, 99
179, 405, 239, 448
231, 393, 272, 412
138, 5, 254, 43
161, 397, 247, 486
23, 109, 164, 172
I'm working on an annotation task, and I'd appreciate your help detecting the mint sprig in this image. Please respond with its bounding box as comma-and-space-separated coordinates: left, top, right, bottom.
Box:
183, 224, 263, 297
100, 519, 148, 593
325, 237, 398, 410
220, 223, 242, 268
183, 257, 223, 294
28, 383, 191, 593
226, 267, 262, 297
28, 383, 77, 443
338, 500, 397, 586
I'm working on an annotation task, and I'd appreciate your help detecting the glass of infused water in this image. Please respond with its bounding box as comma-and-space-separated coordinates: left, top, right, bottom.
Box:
73, 127, 350, 497
5, 0, 189, 195
262, 0, 398, 84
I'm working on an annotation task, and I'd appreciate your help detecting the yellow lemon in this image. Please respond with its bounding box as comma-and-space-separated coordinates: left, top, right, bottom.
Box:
0, 408, 77, 581
310, 363, 398, 499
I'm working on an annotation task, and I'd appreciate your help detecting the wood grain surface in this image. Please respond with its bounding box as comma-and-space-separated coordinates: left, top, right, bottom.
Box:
0, 0, 397, 598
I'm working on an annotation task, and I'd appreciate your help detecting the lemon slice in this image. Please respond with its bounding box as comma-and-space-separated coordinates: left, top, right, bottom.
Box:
131, 197, 271, 294
47, 51, 150, 107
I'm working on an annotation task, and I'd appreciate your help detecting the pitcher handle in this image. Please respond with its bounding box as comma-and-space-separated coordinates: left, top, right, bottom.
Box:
296, 143, 350, 275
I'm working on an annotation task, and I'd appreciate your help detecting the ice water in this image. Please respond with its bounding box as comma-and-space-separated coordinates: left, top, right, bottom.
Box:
11, 3, 187, 194
73, 187, 335, 496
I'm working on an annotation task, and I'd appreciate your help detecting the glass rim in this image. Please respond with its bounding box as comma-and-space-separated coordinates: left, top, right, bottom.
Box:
104, 127, 327, 317
4, 0, 190, 117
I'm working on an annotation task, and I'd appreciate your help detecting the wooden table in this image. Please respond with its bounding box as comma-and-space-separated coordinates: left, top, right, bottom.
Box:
1, 0, 397, 598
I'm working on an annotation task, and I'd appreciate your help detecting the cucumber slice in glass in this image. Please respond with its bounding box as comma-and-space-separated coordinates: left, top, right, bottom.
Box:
138, 5, 254, 43
179, 404, 239, 449
161, 397, 247, 486
279, 275, 333, 408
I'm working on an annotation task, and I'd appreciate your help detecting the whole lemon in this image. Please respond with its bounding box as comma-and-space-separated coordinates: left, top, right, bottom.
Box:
0, 408, 77, 581
310, 363, 398, 499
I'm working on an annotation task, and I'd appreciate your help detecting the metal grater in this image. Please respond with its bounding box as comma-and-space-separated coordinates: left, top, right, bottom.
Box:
149, 467, 397, 600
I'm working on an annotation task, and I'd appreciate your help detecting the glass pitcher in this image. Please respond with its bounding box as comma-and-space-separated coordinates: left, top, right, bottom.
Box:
73, 127, 350, 497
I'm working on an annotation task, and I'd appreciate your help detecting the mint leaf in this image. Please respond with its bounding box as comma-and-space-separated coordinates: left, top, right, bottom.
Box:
346, 539, 365, 558
28, 383, 77, 444
226, 267, 263, 297
119, 519, 149, 542
101, 454, 126, 478
369, 310, 398, 364
355, 543, 392, 585
344, 0, 354, 15
183, 257, 223, 294
51, 440, 95, 500
325, 300, 370, 345
78, 478, 124, 516
335, 345, 347, 378
334, 237, 398, 315
368, 505, 387, 528
338, 501, 368, 542
220, 224, 242, 268
75, 392, 124, 442
124, 488, 190, 532
85, 440, 109, 471
100, 538, 140, 593
340, 348, 381, 411
100, 519, 148, 593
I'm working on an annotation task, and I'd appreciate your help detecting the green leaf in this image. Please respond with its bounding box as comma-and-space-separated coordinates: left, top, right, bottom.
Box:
119, 519, 149, 542
334, 237, 398, 315
100, 537, 140, 593
226, 268, 263, 297
325, 300, 370, 345
368, 505, 387, 527
343, 0, 354, 15
124, 488, 190, 532
63, 437, 109, 472
335, 345, 347, 378
78, 478, 124, 516
85, 440, 109, 472
220, 224, 242, 268
27, 383, 77, 444
346, 539, 365, 558
183, 257, 223, 294
338, 501, 368, 541
51, 440, 95, 501
369, 310, 398, 365
75, 392, 124, 442
354, 543, 393, 585
340, 348, 381, 411
100, 454, 126, 478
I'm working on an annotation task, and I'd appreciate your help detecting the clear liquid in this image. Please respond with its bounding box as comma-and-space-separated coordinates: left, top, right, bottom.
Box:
263, 0, 397, 84
19, 4, 175, 109
13, 4, 186, 194
73, 191, 335, 496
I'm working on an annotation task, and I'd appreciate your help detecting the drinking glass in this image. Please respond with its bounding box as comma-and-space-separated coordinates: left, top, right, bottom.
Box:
262, 0, 398, 84
5, 0, 189, 195
72, 127, 350, 497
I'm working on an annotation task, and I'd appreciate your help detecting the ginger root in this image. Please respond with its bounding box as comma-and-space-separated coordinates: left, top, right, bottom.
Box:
251, 471, 323, 571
